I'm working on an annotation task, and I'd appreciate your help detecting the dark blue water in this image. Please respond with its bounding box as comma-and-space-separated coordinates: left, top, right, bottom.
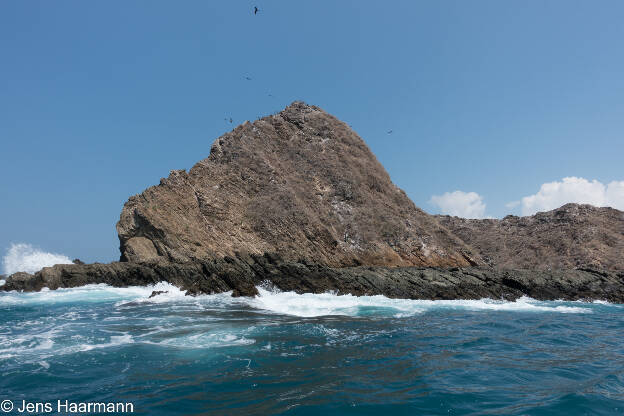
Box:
1, 283, 623, 415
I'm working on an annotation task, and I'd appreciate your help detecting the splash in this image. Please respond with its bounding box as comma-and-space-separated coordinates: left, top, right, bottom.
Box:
3, 243, 73, 275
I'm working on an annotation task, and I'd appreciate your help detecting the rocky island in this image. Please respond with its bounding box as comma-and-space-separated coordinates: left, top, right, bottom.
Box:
3, 102, 624, 301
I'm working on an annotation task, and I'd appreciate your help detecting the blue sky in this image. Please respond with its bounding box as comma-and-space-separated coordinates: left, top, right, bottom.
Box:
1, 1, 623, 263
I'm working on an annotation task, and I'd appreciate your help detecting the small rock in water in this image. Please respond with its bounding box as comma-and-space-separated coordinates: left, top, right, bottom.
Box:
148, 290, 168, 298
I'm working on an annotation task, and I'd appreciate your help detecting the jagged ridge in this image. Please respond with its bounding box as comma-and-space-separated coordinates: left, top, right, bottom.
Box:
437, 203, 624, 270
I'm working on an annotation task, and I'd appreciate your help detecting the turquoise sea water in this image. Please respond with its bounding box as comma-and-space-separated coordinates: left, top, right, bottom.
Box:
1, 283, 623, 415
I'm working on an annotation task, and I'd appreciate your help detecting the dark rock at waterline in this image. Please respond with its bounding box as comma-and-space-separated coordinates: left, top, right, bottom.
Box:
3, 272, 36, 290
72, 259, 85, 265
3, 254, 624, 303
148, 290, 168, 298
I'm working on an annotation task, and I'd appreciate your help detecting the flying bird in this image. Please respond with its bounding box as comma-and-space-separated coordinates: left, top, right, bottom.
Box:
244, 76, 252, 81
387, 130, 393, 134
254, 6, 259, 15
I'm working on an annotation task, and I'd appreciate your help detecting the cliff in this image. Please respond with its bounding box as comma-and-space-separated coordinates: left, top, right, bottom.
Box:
117, 102, 480, 268
437, 203, 624, 270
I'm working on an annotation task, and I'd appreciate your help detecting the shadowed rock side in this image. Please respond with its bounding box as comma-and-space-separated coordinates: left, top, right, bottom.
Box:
437, 204, 624, 270
3, 256, 624, 303
117, 102, 480, 268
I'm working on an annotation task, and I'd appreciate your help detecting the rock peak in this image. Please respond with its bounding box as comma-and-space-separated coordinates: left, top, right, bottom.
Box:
117, 103, 479, 267
282, 100, 315, 111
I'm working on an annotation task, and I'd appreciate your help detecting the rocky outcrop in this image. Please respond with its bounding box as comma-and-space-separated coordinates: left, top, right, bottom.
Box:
117, 102, 480, 268
437, 204, 624, 270
3, 103, 623, 302
0, 259, 258, 297
3, 257, 624, 302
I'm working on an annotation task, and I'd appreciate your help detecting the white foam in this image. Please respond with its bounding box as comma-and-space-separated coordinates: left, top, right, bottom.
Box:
591, 299, 621, 306
77, 334, 134, 352
0, 330, 138, 360
3, 243, 73, 275
0, 282, 610, 364
0, 282, 187, 306
247, 288, 592, 317
150, 332, 255, 349
0, 281, 600, 316
0, 328, 58, 359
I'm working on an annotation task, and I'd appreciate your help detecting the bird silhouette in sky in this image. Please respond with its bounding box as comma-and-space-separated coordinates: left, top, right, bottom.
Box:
387, 130, 393, 134
244, 76, 252, 81
254, 6, 259, 15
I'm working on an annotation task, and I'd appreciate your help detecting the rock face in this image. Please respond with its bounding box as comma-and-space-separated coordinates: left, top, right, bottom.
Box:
117, 102, 479, 268
437, 204, 624, 270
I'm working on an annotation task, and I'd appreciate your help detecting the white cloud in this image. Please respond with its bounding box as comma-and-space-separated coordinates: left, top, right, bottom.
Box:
3, 243, 72, 275
505, 200, 521, 209
606, 180, 624, 209
430, 191, 487, 219
520, 177, 624, 216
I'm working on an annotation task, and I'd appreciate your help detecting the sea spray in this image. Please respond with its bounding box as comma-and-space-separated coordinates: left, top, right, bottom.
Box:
2, 243, 72, 275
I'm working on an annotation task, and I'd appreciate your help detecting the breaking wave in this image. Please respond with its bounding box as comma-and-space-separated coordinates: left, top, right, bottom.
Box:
0, 282, 598, 316
249, 287, 592, 316
0, 281, 616, 373
2, 243, 73, 275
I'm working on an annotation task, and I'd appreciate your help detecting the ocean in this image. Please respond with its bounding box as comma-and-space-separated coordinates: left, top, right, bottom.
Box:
1, 282, 623, 415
